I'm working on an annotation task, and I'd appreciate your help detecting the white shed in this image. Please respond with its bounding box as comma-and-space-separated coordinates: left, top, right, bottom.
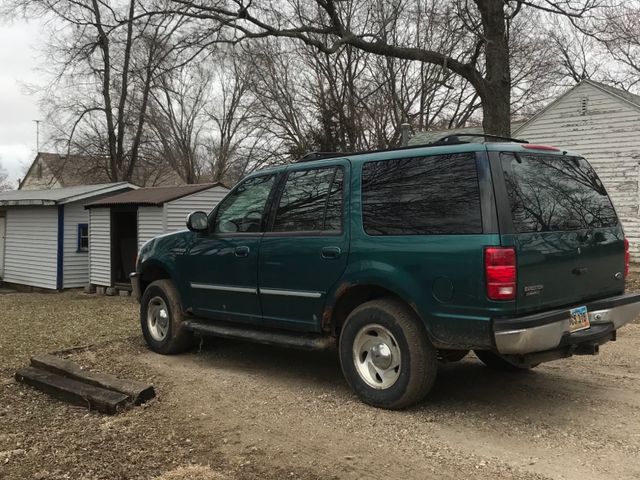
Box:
0, 183, 135, 290
85, 183, 229, 289
514, 80, 640, 261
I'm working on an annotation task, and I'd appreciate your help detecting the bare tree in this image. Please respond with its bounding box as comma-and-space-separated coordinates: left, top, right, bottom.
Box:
6, 0, 207, 183
205, 53, 259, 182
597, 4, 640, 92
146, 63, 212, 183
0, 161, 13, 191
163, 0, 601, 136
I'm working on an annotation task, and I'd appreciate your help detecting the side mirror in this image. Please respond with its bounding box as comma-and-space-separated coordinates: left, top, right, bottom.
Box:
186, 211, 209, 233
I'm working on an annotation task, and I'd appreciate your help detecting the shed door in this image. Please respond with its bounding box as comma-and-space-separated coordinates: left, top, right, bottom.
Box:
0, 216, 5, 278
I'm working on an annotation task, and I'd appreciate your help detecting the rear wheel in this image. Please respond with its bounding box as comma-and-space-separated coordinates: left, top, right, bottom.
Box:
474, 350, 538, 371
339, 298, 437, 409
141, 279, 194, 354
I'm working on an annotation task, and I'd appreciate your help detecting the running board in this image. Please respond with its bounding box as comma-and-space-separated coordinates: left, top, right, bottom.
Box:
183, 320, 336, 351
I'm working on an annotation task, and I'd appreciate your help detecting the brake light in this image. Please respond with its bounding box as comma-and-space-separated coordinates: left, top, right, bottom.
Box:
522, 144, 561, 151
624, 238, 630, 277
485, 247, 516, 301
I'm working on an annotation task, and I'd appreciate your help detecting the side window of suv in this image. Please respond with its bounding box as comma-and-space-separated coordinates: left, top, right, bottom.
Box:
361, 153, 482, 235
272, 167, 344, 232
214, 174, 276, 233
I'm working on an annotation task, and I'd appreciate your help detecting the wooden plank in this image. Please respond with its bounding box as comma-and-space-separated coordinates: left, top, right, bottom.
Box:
14, 367, 129, 415
30, 354, 155, 405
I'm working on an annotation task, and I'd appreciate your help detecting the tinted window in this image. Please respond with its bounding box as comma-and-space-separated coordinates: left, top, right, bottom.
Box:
214, 175, 276, 233
273, 167, 343, 232
501, 153, 618, 232
361, 153, 482, 235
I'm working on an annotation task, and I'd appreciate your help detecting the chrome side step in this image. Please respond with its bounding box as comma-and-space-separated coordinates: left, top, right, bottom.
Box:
183, 319, 336, 351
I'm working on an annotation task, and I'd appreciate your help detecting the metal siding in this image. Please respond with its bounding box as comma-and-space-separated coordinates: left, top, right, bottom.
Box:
515, 82, 640, 261
89, 208, 111, 286
138, 206, 164, 249
164, 186, 228, 232
3, 207, 59, 289
62, 202, 91, 288
0, 215, 5, 278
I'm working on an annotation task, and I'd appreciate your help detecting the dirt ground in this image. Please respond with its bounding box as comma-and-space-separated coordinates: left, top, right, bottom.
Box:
1, 283, 640, 480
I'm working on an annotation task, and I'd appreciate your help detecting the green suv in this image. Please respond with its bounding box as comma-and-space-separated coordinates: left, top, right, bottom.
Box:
131, 136, 640, 409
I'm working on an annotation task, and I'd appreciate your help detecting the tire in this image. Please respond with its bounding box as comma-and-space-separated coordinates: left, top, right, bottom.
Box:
339, 297, 437, 409
140, 279, 193, 354
474, 350, 539, 372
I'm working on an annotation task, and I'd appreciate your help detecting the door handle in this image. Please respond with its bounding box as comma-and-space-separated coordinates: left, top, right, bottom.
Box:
234, 246, 250, 257
321, 246, 341, 259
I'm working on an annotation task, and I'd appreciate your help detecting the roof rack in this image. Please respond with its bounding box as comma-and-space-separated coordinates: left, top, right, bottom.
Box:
298, 151, 346, 162
295, 133, 528, 163
431, 133, 529, 145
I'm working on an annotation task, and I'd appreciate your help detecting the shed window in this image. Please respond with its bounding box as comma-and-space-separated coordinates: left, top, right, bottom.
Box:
77, 223, 89, 252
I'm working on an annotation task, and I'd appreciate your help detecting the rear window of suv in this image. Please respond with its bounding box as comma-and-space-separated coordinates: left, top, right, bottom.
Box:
361, 153, 482, 235
501, 152, 618, 232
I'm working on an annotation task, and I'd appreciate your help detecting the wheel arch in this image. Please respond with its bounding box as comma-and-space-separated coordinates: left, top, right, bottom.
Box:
324, 282, 425, 338
139, 260, 174, 297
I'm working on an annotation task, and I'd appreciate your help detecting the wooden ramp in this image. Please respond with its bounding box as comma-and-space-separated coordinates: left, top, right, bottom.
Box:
15, 354, 155, 415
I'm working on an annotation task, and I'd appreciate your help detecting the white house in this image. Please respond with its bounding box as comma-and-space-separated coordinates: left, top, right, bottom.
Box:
0, 183, 135, 289
409, 79, 640, 261
85, 183, 229, 289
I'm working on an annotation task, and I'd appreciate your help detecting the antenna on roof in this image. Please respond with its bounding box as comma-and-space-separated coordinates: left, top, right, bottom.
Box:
33, 120, 41, 153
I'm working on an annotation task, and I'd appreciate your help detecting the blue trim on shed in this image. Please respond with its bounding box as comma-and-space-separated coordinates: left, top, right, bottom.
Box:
56, 205, 64, 289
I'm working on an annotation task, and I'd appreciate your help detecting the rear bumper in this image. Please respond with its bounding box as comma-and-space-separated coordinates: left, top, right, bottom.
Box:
493, 293, 640, 355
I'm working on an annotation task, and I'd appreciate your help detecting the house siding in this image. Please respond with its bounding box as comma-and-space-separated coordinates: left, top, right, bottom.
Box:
62, 202, 91, 288
165, 186, 228, 232
89, 208, 111, 286
138, 206, 165, 249
515, 82, 640, 261
3, 207, 59, 289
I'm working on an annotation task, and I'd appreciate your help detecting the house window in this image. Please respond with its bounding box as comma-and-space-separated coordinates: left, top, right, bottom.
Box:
77, 224, 89, 252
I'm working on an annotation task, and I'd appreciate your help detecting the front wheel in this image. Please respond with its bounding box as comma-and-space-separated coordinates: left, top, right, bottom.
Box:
339, 298, 438, 409
140, 279, 194, 354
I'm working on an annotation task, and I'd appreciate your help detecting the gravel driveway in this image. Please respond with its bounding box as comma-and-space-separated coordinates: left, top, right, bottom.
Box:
1, 288, 639, 480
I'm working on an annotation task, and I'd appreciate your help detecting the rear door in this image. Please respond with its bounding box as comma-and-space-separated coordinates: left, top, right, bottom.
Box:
496, 150, 625, 313
258, 161, 349, 331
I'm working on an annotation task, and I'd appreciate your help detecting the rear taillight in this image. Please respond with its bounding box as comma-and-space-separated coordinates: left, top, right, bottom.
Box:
624, 238, 630, 277
485, 247, 516, 301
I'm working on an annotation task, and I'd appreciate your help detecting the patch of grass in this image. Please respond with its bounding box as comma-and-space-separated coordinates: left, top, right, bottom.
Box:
0, 291, 138, 370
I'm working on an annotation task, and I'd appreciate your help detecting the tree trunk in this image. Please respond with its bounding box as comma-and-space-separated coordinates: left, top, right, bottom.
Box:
476, 0, 511, 136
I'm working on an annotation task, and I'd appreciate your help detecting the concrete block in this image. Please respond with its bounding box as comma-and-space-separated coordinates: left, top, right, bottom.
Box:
118, 290, 131, 297
96, 286, 106, 295
105, 287, 117, 296
84, 284, 96, 294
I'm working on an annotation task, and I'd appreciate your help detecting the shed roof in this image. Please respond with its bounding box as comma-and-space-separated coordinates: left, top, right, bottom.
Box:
0, 182, 135, 207
85, 183, 228, 208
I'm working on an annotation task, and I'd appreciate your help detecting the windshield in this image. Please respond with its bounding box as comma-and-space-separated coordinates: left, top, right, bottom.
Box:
500, 152, 618, 232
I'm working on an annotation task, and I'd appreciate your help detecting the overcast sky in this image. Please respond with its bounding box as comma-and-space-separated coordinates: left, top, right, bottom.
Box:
0, 17, 45, 185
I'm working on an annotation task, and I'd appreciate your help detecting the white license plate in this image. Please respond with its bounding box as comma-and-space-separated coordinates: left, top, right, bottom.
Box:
569, 306, 590, 332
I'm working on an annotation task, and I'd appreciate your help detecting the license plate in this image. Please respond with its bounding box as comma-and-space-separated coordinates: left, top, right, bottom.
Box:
569, 306, 590, 332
